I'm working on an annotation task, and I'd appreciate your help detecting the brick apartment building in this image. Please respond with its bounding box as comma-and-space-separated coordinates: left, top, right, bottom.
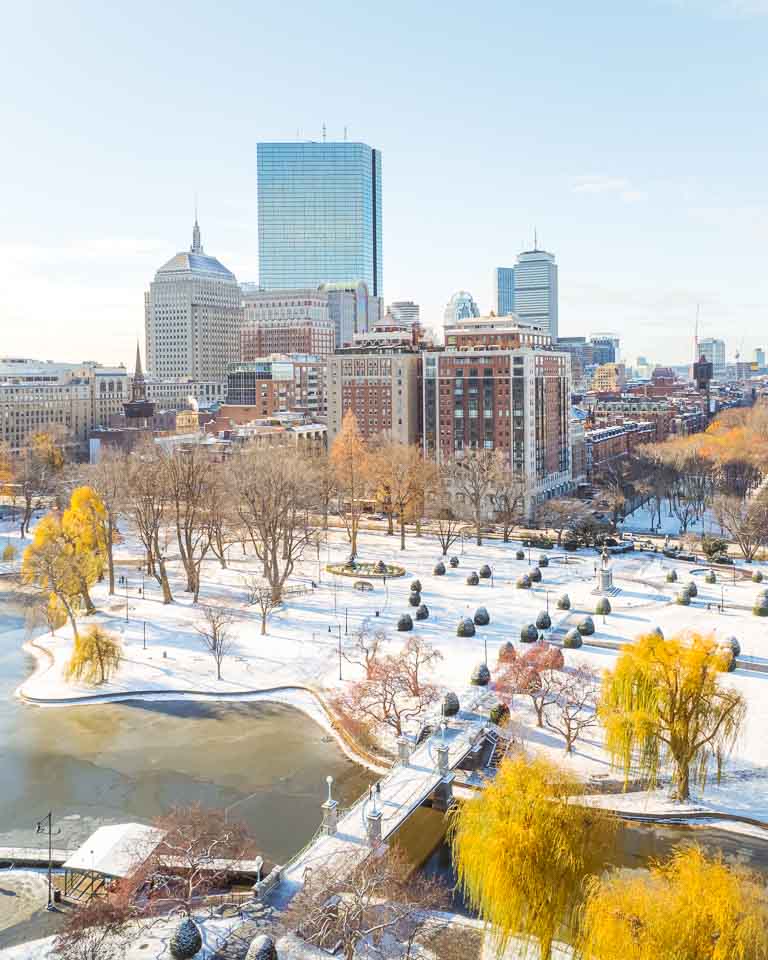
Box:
225, 356, 325, 421
585, 420, 655, 481
422, 348, 572, 517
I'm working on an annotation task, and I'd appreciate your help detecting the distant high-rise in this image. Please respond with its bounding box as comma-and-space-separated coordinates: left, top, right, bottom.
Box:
494, 267, 515, 315
145, 221, 242, 380
754, 347, 765, 369
443, 291, 480, 328
513, 248, 558, 339
698, 338, 726, 377
388, 301, 420, 326
257, 141, 383, 296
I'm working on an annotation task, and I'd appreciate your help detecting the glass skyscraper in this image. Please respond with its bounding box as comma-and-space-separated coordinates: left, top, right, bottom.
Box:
257, 141, 383, 296
513, 248, 558, 339
494, 267, 515, 315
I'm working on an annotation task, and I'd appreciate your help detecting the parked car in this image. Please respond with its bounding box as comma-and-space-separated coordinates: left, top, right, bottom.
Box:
714, 554, 734, 566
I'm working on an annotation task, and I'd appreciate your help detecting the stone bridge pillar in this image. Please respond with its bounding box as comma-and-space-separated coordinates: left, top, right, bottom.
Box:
366, 808, 383, 845
397, 736, 411, 767
432, 773, 455, 812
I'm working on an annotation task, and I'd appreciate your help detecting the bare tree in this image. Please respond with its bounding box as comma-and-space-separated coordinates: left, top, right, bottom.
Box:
234, 446, 315, 603
426, 475, 463, 557
243, 574, 282, 635
398, 635, 443, 697
124, 444, 173, 604
538, 498, 593, 546
494, 641, 564, 728
447, 449, 504, 545
15, 430, 65, 536
53, 897, 135, 960
343, 622, 386, 679
195, 605, 235, 680
83, 450, 125, 595
340, 657, 440, 737
164, 446, 213, 601
713, 493, 768, 561
311, 454, 338, 531
134, 805, 252, 917
544, 665, 599, 753
491, 468, 527, 541
206, 463, 236, 570
286, 847, 447, 960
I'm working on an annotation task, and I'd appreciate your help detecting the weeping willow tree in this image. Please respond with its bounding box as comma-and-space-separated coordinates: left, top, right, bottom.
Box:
598, 632, 745, 801
448, 756, 616, 959
578, 845, 768, 960
66, 625, 122, 685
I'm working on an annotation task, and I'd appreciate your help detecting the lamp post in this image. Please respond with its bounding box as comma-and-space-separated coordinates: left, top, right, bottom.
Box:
338, 625, 343, 680
721, 584, 725, 613
124, 579, 129, 622
483, 633, 488, 666
545, 589, 551, 614
345, 607, 348, 636
34, 811, 60, 910
143, 620, 147, 650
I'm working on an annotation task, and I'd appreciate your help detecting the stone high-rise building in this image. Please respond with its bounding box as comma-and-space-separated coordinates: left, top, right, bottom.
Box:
145, 220, 243, 380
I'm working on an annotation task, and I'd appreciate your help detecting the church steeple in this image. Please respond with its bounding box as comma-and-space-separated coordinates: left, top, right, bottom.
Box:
191, 217, 203, 254
131, 341, 147, 401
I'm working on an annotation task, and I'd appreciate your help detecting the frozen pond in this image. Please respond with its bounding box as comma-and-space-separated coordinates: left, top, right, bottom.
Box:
0, 585, 372, 862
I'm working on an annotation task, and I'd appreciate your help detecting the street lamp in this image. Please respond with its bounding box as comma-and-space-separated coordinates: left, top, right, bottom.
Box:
338, 625, 343, 680
143, 620, 147, 650
34, 811, 60, 910
124, 579, 129, 622
545, 589, 551, 614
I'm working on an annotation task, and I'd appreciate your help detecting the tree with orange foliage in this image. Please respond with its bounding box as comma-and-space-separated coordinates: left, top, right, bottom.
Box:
330, 412, 369, 558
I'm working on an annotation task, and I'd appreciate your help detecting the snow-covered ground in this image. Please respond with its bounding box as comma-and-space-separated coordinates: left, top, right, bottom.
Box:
621, 502, 727, 537
5, 518, 768, 821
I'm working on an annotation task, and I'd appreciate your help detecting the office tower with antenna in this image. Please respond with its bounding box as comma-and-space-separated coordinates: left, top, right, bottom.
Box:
512, 242, 559, 339
257, 139, 382, 296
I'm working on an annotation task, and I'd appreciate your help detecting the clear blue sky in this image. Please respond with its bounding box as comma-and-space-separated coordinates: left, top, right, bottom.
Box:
1, 0, 766, 369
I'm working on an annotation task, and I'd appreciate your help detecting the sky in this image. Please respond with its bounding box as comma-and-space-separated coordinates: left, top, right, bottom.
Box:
1, 0, 766, 370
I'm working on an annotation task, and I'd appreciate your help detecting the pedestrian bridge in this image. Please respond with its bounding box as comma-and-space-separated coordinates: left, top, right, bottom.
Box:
267, 691, 500, 907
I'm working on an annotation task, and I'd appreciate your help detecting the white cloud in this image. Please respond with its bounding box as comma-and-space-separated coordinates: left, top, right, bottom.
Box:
570, 176, 646, 202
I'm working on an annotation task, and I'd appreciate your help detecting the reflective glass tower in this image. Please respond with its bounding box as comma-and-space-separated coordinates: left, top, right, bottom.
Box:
257, 141, 383, 296
513, 248, 558, 339
494, 267, 515, 315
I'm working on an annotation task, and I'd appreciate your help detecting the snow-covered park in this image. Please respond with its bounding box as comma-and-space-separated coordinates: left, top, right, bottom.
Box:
5, 510, 768, 825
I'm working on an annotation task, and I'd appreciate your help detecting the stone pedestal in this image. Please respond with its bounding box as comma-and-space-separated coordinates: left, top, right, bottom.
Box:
436, 743, 450, 776
596, 566, 613, 593
397, 736, 411, 766
321, 799, 338, 836
366, 808, 383, 845
432, 774, 455, 812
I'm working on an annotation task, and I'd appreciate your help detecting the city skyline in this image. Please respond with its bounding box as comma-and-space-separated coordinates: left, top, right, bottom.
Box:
2, 0, 767, 369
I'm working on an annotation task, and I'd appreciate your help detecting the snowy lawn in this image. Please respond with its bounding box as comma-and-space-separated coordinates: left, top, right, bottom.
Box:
11, 521, 768, 819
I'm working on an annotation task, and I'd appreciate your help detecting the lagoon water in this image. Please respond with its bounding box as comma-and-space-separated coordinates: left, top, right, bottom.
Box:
0, 586, 371, 863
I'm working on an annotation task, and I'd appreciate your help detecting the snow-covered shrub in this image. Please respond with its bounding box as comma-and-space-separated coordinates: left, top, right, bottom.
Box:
595, 597, 611, 616
563, 628, 583, 649
457, 617, 476, 637
516, 574, 532, 589
650, 626, 664, 638
577, 616, 595, 636
479, 564, 492, 579
410, 579, 422, 593
408, 591, 421, 606
397, 614, 413, 631
556, 593, 571, 610
753, 598, 768, 617
415, 603, 429, 620
535, 610, 551, 630
752, 570, 763, 583
520, 623, 538, 643
245, 935, 277, 960
434, 561, 446, 576
529, 566, 542, 583
449, 556, 460, 567
685, 580, 698, 598
470, 663, 491, 686
466, 571, 480, 585
442, 691, 460, 717
676, 591, 691, 606
719, 635, 741, 659
666, 569, 678, 583
497, 640, 516, 664
170, 918, 202, 960
539, 554, 549, 568
490, 702, 510, 726
705, 570, 717, 584
515, 549, 525, 560
474, 606, 490, 626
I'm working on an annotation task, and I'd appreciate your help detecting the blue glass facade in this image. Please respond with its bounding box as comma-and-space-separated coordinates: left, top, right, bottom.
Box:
257, 141, 382, 296
495, 267, 515, 315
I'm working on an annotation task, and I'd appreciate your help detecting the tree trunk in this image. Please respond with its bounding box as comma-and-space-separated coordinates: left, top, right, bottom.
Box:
387, 511, 394, 536
158, 559, 173, 604
476, 508, 483, 546
79, 581, 96, 615
61, 595, 79, 640
400, 516, 406, 550
261, 612, 267, 635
